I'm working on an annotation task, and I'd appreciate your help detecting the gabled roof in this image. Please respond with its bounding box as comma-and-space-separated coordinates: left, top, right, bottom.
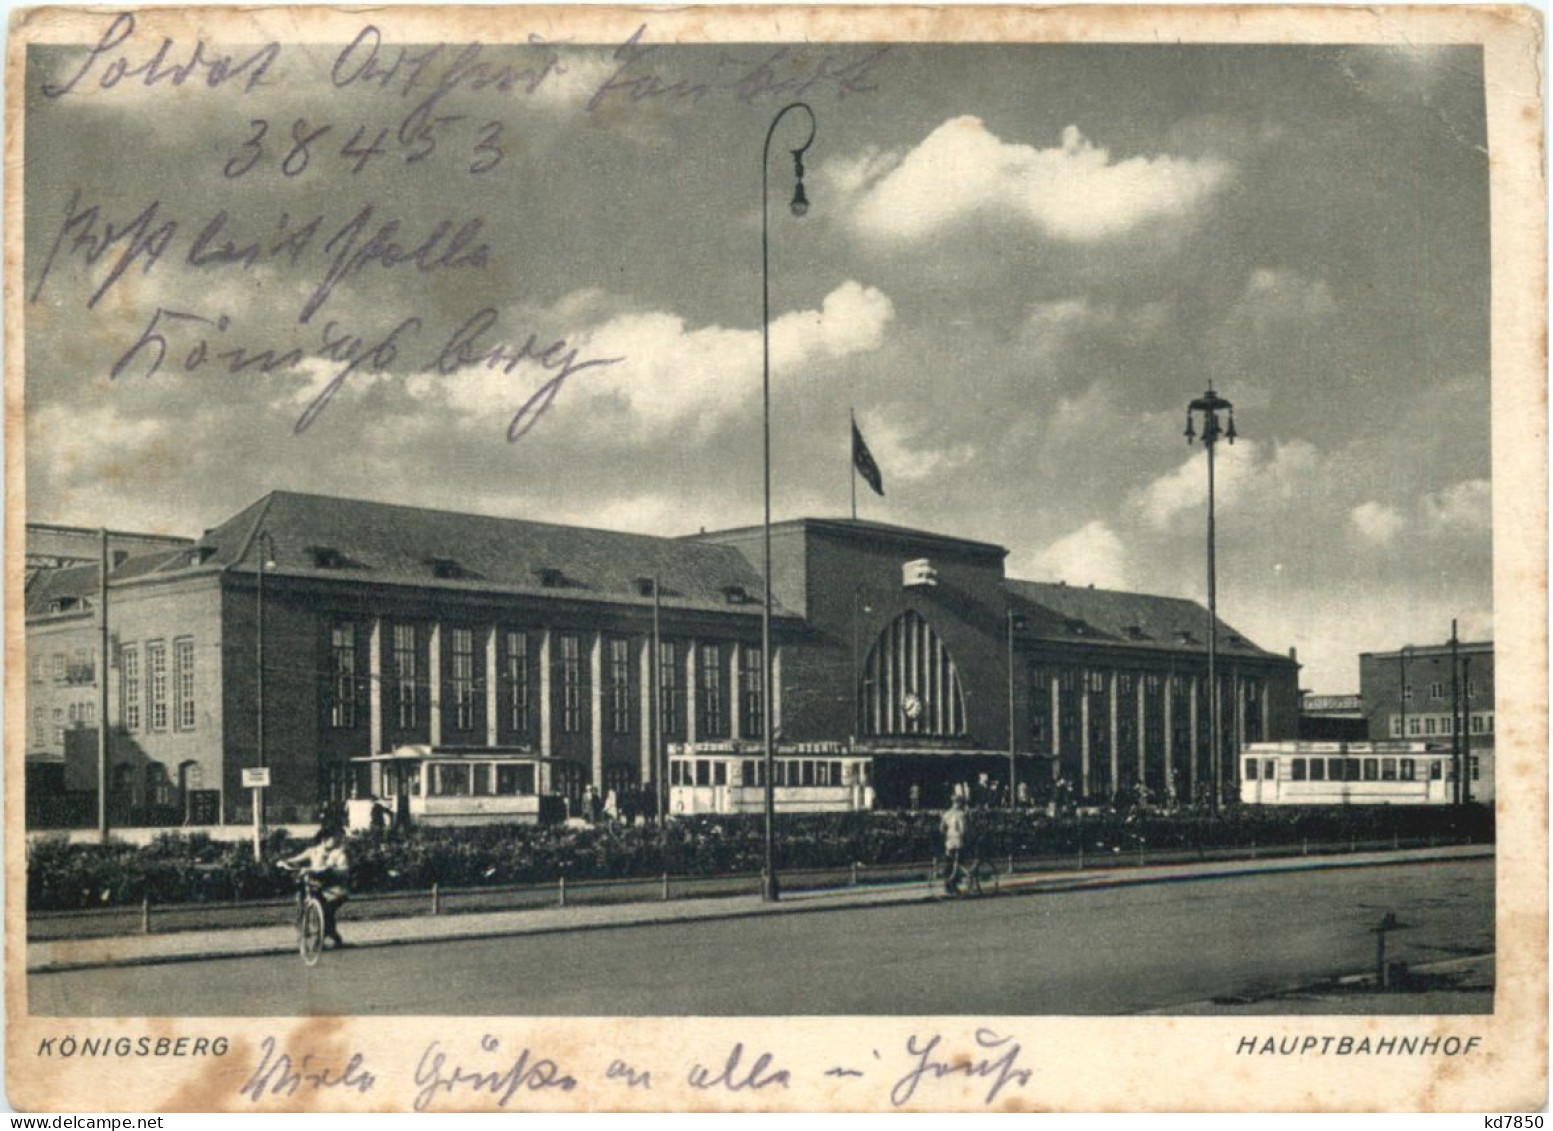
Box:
25, 548, 193, 614
1006, 579, 1285, 660
195, 491, 782, 614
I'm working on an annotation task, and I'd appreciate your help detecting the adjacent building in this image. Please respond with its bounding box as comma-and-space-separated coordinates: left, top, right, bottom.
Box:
1357, 641, 1495, 801
1297, 693, 1369, 742
25, 491, 1301, 827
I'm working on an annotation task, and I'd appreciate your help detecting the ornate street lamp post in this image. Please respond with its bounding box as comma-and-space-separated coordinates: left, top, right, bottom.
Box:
1184, 389, 1237, 812
760, 102, 816, 902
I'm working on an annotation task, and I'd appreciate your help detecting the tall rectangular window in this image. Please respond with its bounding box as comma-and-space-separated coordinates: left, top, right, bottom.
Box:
32, 708, 44, 747
73, 647, 93, 683
741, 645, 763, 738
330, 623, 356, 728
658, 641, 681, 736
121, 645, 141, 731
609, 638, 631, 734
174, 637, 195, 730
146, 641, 168, 730
505, 631, 529, 733
561, 634, 582, 733
393, 623, 418, 729
52, 707, 64, 744
451, 628, 475, 731
699, 643, 723, 737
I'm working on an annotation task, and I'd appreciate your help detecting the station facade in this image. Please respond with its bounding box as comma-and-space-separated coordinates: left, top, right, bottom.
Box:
25, 491, 1300, 827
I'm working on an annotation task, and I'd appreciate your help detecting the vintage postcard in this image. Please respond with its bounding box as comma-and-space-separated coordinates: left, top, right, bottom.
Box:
5, 4, 1545, 1113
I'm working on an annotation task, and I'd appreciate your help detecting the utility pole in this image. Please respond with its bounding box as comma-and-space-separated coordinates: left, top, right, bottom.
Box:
1397, 646, 1409, 741
651, 577, 663, 824
1461, 654, 1473, 804
1449, 619, 1461, 806
1006, 609, 1020, 808
97, 529, 110, 843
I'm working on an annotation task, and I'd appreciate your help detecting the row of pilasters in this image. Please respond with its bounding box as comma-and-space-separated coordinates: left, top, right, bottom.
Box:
363, 618, 776, 792
1046, 669, 1270, 802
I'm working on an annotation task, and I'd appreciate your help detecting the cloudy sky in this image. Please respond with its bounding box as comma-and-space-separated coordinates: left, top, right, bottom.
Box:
23, 31, 1491, 690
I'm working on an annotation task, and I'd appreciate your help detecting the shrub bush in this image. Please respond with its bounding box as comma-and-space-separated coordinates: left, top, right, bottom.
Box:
26, 803, 1494, 911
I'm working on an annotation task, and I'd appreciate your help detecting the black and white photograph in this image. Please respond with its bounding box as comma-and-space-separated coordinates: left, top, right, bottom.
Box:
7, 4, 1545, 1113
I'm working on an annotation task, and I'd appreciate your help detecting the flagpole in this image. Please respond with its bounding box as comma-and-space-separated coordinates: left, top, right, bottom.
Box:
850, 407, 858, 520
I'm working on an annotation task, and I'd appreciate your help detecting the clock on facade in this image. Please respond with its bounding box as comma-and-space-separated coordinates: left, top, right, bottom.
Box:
902, 692, 924, 721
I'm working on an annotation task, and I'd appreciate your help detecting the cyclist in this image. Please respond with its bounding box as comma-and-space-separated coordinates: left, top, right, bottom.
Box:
940, 793, 969, 895
281, 829, 351, 949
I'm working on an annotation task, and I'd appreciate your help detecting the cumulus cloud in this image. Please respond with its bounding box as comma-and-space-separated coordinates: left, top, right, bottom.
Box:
1350, 501, 1405, 545
1135, 439, 1321, 528
861, 416, 977, 485
1420, 479, 1491, 535
1232, 268, 1337, 328
1030, 520, 1129, 589
347, 280, 896, 440
836, 117, 1231, 244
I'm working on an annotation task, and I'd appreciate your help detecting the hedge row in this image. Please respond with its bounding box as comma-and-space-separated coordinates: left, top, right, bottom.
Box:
27, 804, 1494, 912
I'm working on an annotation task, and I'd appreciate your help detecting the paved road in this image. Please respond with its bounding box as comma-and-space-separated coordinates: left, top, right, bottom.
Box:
31, 858, 1492, 1016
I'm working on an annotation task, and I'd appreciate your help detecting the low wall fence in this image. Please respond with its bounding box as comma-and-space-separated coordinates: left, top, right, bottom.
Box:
26, 832, 1485, 942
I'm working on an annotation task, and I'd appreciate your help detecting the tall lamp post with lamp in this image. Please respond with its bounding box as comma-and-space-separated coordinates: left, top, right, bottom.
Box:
759, 102, 816, 903
1183, 388, 1236, 812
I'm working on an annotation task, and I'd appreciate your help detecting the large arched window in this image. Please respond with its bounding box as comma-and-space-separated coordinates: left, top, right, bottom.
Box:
861, 611, 967, 737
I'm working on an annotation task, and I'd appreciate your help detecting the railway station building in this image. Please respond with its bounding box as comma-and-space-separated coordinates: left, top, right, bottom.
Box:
24, 491, 1300, 827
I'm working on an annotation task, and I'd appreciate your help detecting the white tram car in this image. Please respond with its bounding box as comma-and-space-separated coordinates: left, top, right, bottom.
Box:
1240, 741, 1492, 806
346, 746, 547, 829
667, 742, 875, 816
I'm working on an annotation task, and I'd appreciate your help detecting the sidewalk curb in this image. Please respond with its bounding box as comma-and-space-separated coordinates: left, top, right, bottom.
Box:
27, 844, 1493, 975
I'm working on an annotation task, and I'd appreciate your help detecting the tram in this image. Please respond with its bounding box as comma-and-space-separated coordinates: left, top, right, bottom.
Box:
346, 745, 547, 829
1240, 741, 1492, 805
667, 742, 875, 816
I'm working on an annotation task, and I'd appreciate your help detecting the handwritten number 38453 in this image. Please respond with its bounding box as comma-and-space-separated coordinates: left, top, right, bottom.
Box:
224, 118, 505, 178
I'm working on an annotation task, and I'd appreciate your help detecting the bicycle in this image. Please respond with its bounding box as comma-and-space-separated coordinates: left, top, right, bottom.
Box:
288, 869, 328, 966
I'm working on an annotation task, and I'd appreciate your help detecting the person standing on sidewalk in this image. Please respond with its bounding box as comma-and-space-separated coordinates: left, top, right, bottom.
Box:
941, 794, 969, 895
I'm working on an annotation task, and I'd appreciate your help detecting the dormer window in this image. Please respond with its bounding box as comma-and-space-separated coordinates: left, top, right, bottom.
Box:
1124, 625, 1151, 641
1228, 634, 1248, 648
634, 577, 657, 598
1065, 618, 1088, 635
308, 546, 347, 569
535, 567, 565, 588
722, 584, 750, 605
1176, 630, 1198, 645
428, 557, 467, 580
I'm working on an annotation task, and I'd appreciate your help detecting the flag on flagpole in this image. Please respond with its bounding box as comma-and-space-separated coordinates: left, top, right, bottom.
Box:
852, 419, 884, 497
